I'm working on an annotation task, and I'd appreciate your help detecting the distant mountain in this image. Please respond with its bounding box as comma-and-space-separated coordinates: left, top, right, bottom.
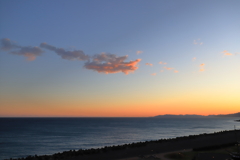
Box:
154, 114, 206, 118
214, 112, 240, 117
154, 112, 240, 118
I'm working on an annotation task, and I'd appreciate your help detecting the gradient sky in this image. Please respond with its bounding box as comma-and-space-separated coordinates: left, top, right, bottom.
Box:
0, 0, 240, 117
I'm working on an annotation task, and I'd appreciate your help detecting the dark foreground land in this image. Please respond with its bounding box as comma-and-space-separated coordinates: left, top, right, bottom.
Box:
8, 130, 240, 160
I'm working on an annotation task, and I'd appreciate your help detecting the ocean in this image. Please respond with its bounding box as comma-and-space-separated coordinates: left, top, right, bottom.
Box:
0, 117, 239, 160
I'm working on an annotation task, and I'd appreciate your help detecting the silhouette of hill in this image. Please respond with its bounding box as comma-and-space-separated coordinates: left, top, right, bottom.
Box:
154, 114, 206, 118
214, 112, 240, 117
154, 112, 240, 118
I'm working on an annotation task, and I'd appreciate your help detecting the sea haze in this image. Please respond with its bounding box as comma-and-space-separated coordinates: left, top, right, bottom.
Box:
0, 117, 239, 159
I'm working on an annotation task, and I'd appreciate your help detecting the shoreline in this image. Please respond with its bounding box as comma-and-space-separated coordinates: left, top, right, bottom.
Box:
7, 129, 240, 160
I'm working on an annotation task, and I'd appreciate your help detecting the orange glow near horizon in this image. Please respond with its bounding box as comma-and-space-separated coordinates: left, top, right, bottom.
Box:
1, 94, 239, 117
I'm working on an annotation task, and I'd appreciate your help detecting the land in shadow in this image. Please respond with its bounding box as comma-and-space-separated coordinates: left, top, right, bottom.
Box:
154, 112, 240, 118
7, 129, 240, 160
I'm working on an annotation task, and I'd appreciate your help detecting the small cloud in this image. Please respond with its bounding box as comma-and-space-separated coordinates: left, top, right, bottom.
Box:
151, 73, 156, 76
193, 39, 203, 45
136, 50, 143, 55
10, 46, 43, 61
160, 70, 164, 72
222, 50, 232, 56
192, 57, 196, 61
199, 63, 205, 72
193, 40, 198, 45
1, 38, 43, 61
164, 66, 174, 70
145, 63, 153, 66
174, 70, 179, 73
159, 61, 167, 65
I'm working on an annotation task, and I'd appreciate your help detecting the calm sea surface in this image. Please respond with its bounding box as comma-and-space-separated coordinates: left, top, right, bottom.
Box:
0, 117, 239, 159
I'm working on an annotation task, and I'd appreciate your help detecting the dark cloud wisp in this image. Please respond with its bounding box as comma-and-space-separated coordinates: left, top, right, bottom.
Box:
40, 43, 89, 61
1, 38, 44, 61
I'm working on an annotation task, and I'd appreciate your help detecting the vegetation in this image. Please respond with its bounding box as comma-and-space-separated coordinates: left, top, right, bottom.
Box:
164, 151, 196, 160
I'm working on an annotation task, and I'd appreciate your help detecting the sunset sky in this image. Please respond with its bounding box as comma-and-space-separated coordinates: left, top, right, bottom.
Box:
0, 0, 239, 117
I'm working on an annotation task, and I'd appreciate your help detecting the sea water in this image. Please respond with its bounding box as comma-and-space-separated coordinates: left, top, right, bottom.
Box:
0, 117, 239, 159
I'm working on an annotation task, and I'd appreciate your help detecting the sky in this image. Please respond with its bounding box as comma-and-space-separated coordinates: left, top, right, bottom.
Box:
0, 0, 240, 117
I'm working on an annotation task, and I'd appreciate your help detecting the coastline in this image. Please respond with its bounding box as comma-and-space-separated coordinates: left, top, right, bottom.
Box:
7, 129, 240, 160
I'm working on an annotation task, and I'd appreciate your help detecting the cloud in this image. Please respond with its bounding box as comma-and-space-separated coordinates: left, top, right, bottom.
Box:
174, 70, 179, 73
2, 38, 141, 74
193, 40, 198, 45
41, 44, 141, 74
192, 57, 196, 61
136, 50, 143, 55
84, 53, 141, 74
159, 61, 167, 65
0, 38, 17, 50
199, 63, 205, 72
222, 50, 232, 56
40, 43, 89, 61
193, 39, 203, 45
145, 63, 153, 66
10, 46, 43, 61
1, 38, 43, 61
151, 73, 156, 76
160, 70, 164, 72
163, 66, 174, 70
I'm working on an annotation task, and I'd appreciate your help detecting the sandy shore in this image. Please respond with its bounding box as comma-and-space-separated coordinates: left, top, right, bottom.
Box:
9, 130, 240, 160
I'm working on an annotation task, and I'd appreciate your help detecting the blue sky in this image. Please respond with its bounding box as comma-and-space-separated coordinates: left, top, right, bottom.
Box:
0, 0, 240, 117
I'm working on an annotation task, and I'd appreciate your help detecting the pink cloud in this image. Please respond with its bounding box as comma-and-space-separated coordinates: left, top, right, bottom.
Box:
136, 50, 143, 55
222, 50, 232, 56
164, 66, 174, 70
174, 70, 179, 73
193, 40, 198, 45
192, 57, 196, 61
145, 63, 153, 66
151, 73, 156, 76
199, 63, 205, 72
160, 70, 164, 72
159, 61, 167, 65
84, 53, 141, 74
193, 39, 203, 45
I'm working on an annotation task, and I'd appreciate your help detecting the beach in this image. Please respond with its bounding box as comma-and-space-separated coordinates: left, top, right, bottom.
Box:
10, 129, 239, 160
